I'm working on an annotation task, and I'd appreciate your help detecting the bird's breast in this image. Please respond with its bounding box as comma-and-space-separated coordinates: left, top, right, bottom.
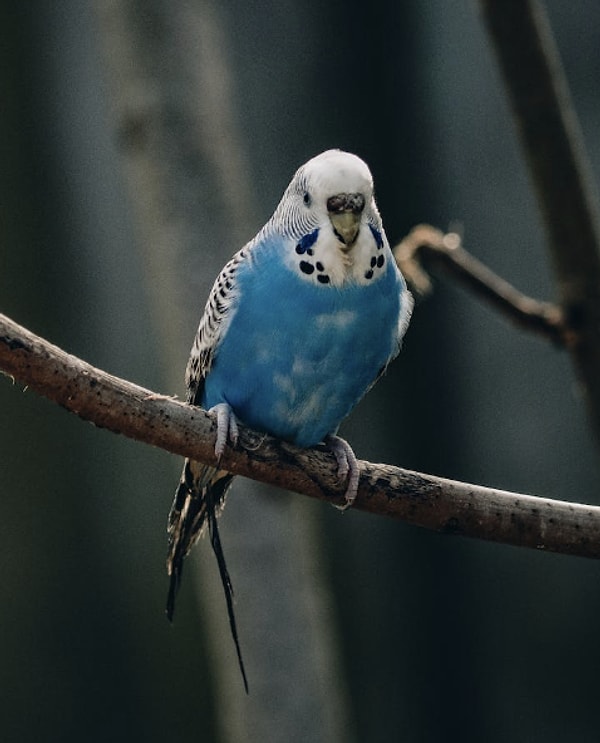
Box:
202, 248, 402, 446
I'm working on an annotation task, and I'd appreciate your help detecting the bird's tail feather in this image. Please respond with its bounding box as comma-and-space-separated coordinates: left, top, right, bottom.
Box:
204, 481, 249, 693
166, 458, 233, 618
166, 459, 248, 691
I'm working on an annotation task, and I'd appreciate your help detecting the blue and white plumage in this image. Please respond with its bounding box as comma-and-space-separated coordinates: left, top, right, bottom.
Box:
166, 150, 413, 689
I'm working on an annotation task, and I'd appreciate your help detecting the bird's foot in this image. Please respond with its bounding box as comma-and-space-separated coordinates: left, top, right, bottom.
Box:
208, 402, 239, 460
325, 434, 360, 511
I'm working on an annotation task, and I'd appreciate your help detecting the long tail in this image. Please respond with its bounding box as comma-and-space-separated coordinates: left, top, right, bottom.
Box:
166, 459, 249, 692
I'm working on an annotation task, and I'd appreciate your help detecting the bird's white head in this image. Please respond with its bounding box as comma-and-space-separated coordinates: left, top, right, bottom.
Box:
270, 150, 388, 286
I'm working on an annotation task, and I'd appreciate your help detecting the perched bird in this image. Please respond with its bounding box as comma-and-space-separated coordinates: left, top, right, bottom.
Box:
166, 149, 413, 691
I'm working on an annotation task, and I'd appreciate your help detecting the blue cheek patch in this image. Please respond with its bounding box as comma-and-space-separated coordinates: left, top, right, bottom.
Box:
368, 223, 384, 249
295, 228, 320, 256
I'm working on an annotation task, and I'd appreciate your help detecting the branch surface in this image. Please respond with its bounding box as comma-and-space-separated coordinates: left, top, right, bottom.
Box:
2, 311, 600, 560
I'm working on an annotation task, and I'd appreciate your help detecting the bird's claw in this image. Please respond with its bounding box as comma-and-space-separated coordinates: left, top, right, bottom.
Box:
325, 434, 360, 511
209, 402, 239, 460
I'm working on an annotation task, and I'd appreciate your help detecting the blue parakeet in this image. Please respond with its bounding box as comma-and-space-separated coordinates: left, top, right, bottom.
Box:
166, 150, 413, 690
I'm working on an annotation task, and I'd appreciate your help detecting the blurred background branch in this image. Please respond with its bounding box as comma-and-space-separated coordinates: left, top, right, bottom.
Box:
479, 0, 600, 440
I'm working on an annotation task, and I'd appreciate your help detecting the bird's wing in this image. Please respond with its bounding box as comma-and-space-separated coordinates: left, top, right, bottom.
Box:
166, 243, 252, 691
167, 242, 251, 580
185, 244, 250, 406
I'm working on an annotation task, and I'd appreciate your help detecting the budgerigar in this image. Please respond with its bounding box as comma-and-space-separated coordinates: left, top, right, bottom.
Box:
166, 150, 413, 691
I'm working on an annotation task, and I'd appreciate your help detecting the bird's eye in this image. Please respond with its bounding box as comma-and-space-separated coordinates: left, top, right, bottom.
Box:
303, 192, 312, 206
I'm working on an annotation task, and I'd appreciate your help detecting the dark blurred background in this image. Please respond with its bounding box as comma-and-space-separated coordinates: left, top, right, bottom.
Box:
2, 1, 600, 741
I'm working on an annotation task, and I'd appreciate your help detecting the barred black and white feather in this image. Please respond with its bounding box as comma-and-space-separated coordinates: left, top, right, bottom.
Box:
166, 245, 250, 691
184, 246, 249, 405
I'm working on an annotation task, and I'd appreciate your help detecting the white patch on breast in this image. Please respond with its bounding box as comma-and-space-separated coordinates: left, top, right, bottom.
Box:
273, 371, 296, 400
291, 356, 310, 376
254, 339, 275, 363
314, 310, 357, 331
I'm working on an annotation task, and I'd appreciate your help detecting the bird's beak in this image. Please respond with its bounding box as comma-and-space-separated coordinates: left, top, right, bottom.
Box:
327, 192, 365, 250
329, 211, 361, 249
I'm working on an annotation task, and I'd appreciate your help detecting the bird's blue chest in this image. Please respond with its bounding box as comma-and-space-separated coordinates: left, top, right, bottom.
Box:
202, 242, 402, 447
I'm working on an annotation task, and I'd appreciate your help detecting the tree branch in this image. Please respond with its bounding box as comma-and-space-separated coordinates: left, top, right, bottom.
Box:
2, 310, 600, 560
479, 0, 600, 439
394, 224, 570, 345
